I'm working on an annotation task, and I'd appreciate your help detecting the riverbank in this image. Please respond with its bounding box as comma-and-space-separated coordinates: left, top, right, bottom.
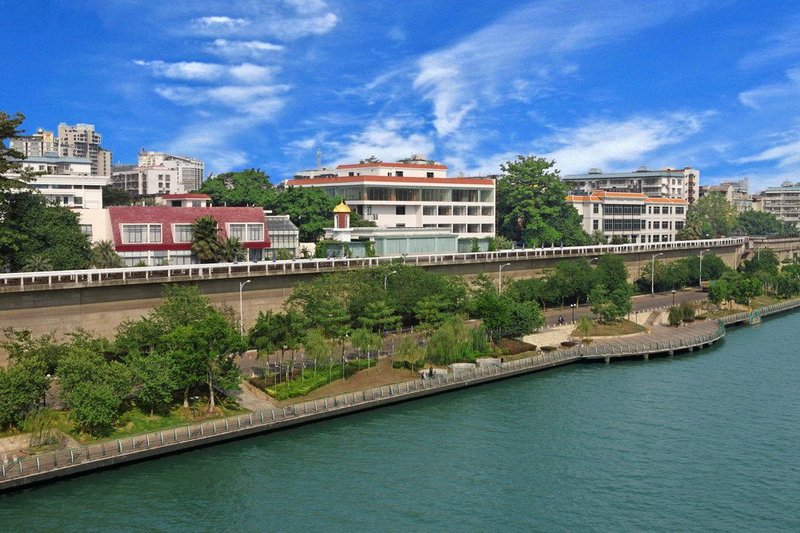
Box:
3, 296, 799, 493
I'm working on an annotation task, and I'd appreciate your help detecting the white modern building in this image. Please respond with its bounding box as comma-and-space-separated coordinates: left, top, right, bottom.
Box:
567, 190, 688, 243
11, 153, 109, 209
563, 166, 699, 205
137, 150, 204, 192
285, 156, 496, 239
9, 129, 57, 157
111, 151, 205, 196
761, 182, 800, 227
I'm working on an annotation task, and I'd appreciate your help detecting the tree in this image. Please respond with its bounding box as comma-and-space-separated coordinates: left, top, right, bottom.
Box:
91, 240, 123, 268
350, 328, 382, 364
128, 351, 177, 415
302, 328, 332, 374
496, 155, 589, 247
547, 258, 597, 306
102, 186, 133, 207
0, 191, 92, 271
0, 355, 49, 430
594, 254, 629, 294
0, 111, 36, 192
267, 187, 337, 242
58, 346, 131, 435
589, 283, 632, 323
199, 169, 275, 206
191, 215, 223, 263
358, 300, 401, 333
414, 296, 450, 336
678, 193, 736, 239
735, 210, 799, 237
220, 236, 246, 262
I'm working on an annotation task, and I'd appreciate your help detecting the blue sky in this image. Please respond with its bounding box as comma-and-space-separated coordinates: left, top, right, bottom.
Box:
3, 0, 800, 190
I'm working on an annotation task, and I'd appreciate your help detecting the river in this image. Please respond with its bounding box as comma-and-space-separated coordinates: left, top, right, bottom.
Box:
3, 312, 800, 531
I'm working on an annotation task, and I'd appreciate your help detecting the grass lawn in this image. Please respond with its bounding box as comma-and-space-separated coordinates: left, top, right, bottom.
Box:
574, 320, 646, 337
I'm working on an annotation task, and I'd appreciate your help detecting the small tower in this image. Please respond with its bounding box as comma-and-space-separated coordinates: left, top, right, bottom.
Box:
331, 201, 352, 242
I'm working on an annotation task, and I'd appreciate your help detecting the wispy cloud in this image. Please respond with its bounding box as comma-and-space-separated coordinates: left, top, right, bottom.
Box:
206, 39, 284, 59
191, 15, 250, 33
134, 60, 275, 84
413, 0, 702, 137
739, 68, 800, 109
738, 138, 800, 168
332, 117, 435, 165
739, 15, 800, 69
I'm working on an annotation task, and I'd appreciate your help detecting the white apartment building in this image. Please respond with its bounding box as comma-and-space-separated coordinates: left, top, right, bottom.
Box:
137, 150, 204, 192
285, 156, 496, 238
563, 166, 699, 205
567, 190, 687, 243
57, 123, 112, 177
12, 154, 109, 209
762, 182, 800, 227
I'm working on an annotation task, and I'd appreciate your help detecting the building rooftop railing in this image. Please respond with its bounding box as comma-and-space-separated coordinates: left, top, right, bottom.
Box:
0, 237, 747, 292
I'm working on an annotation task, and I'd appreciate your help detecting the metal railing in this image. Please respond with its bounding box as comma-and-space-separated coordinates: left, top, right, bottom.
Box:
0, 237, 746, 291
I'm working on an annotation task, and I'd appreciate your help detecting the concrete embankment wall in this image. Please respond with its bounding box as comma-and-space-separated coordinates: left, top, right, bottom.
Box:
0, 242, 743, 344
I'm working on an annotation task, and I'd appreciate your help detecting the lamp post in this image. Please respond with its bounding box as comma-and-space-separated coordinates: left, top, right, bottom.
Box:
383, 270, 397, 291
570, 303, 576, 323
498, 263, 512, 293
651, 253, 664, 296
672, 289, 676, 306
239, 279, 251, 338
698, 248, 710, 289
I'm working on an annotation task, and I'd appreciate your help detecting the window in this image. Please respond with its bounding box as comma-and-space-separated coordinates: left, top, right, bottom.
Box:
79, 224, 92, 236
593, 203, 599, 214
122, 224, 146, 243
675, 206, 685, 214
149, 225, 162, 243
229, 223, 246, 240
653, 206, 661, 214
396, 171, 403, 177
247, 223, 263, 241
174, 224, 193, 243
73, 196, 83, 205
593, 220, 599, 230
396, 206, 406, 215
426, 172, 434, 178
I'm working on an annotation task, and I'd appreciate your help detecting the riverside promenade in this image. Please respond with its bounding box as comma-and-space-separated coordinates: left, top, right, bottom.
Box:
3, 297, 800, 493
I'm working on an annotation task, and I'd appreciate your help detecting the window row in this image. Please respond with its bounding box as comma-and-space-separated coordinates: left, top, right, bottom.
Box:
120, 223, 264, 244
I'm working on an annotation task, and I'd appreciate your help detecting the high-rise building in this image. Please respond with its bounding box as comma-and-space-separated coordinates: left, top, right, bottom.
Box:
56, 123, 112, 176
9, 128, 56, 157
111, 150, 205, 196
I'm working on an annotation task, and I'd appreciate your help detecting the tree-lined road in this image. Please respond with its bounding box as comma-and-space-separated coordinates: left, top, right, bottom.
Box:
543, 289, 707, 326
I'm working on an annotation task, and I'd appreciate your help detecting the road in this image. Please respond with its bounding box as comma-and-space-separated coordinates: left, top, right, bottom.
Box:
542, 288, 707, 326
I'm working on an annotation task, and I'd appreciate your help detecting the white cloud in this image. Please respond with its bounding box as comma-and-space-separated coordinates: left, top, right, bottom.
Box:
739, 68, 800, 109
738, 139, 800, 168
543, 114, 705, 174
413, 0, 701, 136
739, 17, 800, 69
136, 59, 276, 84
192, 15, 250, 32
186, 1, 337, 40
207, 39, 284, 59
166, 120, 250, 173
333, 117, 435, 165
134, 60, 226, 81
155, 84, 289, 118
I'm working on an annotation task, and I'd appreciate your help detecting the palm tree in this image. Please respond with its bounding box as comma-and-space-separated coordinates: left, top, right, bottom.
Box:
22, 253, 53, 272
90, 240, 123, 268
191, 215, 222, 263
220, 236, 246, 262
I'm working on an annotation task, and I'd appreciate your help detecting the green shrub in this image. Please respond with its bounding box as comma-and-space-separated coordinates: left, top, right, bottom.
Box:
668, 306, 683, 327
266, 359, 376, 400
679, 301, 695, 320
541, 346, 557, 352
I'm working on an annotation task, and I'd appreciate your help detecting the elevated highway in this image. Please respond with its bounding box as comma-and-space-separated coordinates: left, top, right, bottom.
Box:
0, 238, 755, 344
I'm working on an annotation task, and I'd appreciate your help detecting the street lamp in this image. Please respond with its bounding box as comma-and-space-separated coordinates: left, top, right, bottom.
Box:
698, 248, 710, 289
384, 270, 397, 291
671, 289, 676, 306
570, 303, 576, 323
651, 253, 664, 296
498, 263, 512, 293
239, 279, 251, 338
